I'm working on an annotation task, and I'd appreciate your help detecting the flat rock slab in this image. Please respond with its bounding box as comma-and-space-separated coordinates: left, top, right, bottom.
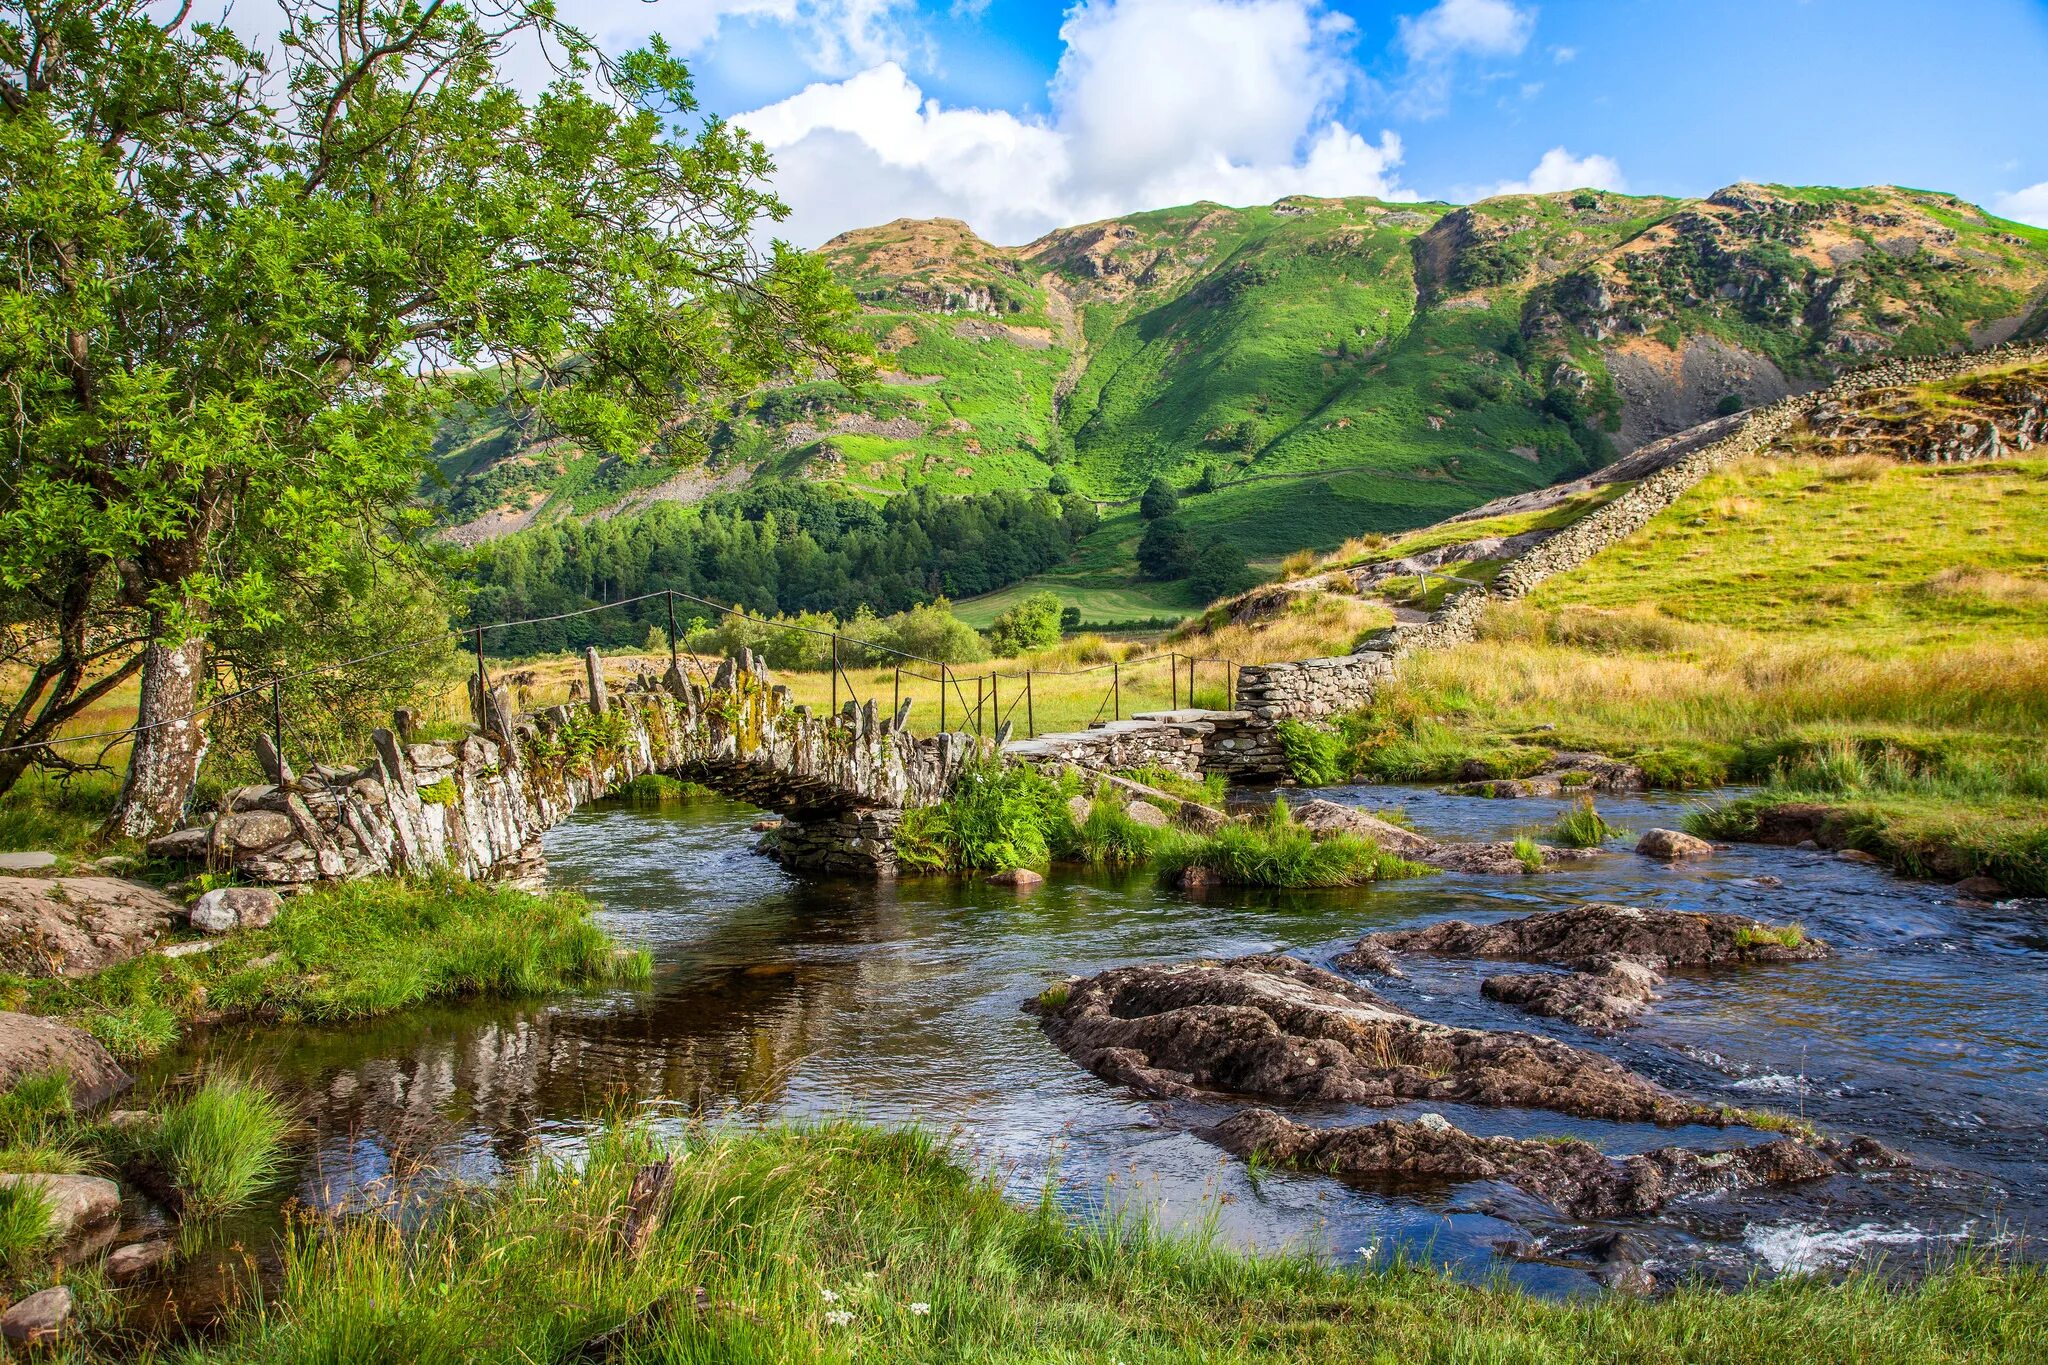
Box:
0, 1011, 131, 1107
1032, 955, 1718, 1125
106, 1239, 174, 1282
0, 851, 58, 871
0, 1172, 120, 1238
1291, 799, 1596, 875
1207, 1108, 1905, 1220
0, 876, 177, 978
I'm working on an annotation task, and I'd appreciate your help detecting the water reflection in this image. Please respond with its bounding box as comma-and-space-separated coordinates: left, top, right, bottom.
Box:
161, 785, 2047, 1290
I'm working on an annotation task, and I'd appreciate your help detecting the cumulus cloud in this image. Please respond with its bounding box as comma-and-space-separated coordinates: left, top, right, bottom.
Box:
1993, 182, 2048, 228
735, 0, 1412, 246
1483, 146, 1626, 197
1396, 0, 1536, 63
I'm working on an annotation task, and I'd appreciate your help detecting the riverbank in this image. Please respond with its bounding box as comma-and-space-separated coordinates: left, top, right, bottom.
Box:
161, 1121, 2045, 1363
4, 877, 649, 1059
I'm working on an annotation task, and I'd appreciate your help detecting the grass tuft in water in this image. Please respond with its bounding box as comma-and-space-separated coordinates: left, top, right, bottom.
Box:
1546, 795, 1628, 848
1511, 835, 1545, 874
141, 1075, 292, 1220
1160, 799, 1429, 888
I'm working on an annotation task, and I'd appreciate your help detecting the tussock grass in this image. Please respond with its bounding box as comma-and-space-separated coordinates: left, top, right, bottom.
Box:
4, 877, 649, 1059
1547, 796, 1627, 848
1510, 835, 1545, 874
0, 1180, 54, 1274
1169, 589, 1392, 668
178, 1120, 2048, 1364
1160, 799, 1427, 888
142, 1075, 292, 1219
1735, 923, 1807, 950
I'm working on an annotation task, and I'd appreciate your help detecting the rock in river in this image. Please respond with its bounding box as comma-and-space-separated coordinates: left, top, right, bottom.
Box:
1207, 1108, 1905, 1220
1635, 828, 1715, 860
1031, 955, 1718, 1125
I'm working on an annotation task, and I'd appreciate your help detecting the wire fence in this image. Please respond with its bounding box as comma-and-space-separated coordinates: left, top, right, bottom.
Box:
3, 587, 1241, 770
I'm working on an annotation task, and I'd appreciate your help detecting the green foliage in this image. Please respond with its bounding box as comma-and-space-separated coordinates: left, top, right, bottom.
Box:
1135, 517, 1198, 580
416, 778, 459, 807
985, 591, 1064, 657
1735, 923, 1808, 950
0, 1073, 72, 1149
143, 1076, 291, 1220
618, 774, 708, 805
14, 877, 648, 1057
1062, 790, 1177, 867
897, 759, 1070, 874
1188, 538, 1259, 600
1139, 478, 1180, 520
0, 1180, 53, 1274
0, 770, 125, 857
1160, 799, 1428, 888
1511, 835, 1545, 874
0, 0, 863, 812
170, 1120, 2048, 1364
1546, 796, 1628, 848
1275, 720, 1349, 787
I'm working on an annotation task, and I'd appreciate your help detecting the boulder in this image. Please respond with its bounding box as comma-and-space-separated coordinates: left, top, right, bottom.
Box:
1635, 828, 1714, 860
1174, 865, 1224, 892
1122, 801, 1169, 829
1838, 848, 1885, 866
105, 1239, 174, 1283
188, 886, 283, 935
0, 877, 177, 978
144, 826, 213, 861
0, 1012, 131, 1107
1481, 958, 1663, 1033
989, 867, 1044, 888
1065, 795, 1093, 827
1954, 876, 2009, 900
1206, 1109, 1905, 1220
0, 1173, 119, 1238
1032, 955, 1719, 1125
0, 1286, 72, 1347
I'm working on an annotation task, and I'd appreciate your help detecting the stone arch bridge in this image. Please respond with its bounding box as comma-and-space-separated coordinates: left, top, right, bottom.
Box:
149, 650, 984, 884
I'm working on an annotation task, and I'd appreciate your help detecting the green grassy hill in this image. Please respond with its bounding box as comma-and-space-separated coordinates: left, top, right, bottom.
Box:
429, 184, 2048, 616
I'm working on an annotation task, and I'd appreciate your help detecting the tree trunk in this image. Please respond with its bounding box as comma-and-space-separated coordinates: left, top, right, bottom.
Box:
108, 625, 210, 841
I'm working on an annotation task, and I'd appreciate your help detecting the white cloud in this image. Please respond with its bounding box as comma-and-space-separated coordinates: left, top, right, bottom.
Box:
735, 0, 1412, 246
1993, 182, 2048, 227
1396, 0, 1536, 63
1483, 146, 1626, 196
1550, 44, 1577, 63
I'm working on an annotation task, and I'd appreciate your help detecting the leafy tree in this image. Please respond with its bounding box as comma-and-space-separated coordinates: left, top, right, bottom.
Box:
0, 1, 862, 833
1188, 538, 1258, 601
1135, 517, 1197, 580
984, 591, 1062, 657
1058, 605, 1082, 633
1045, 471, 1073, 496
1138, 477, 1180, 521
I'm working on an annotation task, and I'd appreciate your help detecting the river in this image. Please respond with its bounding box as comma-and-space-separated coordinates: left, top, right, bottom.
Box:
157, 783, 2048, 1295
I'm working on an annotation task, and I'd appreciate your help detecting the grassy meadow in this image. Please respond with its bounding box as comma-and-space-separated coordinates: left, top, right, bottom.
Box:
1345, 451, 2048, 889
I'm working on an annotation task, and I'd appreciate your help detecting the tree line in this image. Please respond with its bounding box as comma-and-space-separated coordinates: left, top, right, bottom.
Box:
464, 483, 1098, 657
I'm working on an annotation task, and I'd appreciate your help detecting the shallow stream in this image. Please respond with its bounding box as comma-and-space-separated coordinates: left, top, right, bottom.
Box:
158, 784, 2048, 1295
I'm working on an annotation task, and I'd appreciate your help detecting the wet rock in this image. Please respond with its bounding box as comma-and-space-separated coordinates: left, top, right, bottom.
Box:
1342, 904, 1824, 1032
1955, 876, 2009, 900
1749, 803, 1840, 846
1206, 1108, 1906, 1220
989, 867, 1044, 887
0, 876, 177, 978
1635, 828, 1714, 860
1837, 848, 1885, 866
0, 1286, 72, 1347
0, 1173, 119, 1238
1347, 902, 1826, 975
1481, 958, 1663, 1033
0, 1012, 130, 1107
0, 851, 58, 871
188, 886, 283, 935
106, 1239, 175, 1283
1290, 800, 1595, 876
1442, 754, 1648, 800
1175, 866, 1224, 892
749, 819, 782, 832
1033, 956, 1716, 1124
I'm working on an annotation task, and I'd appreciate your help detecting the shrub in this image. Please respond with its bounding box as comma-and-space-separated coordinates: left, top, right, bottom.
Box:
1061, 790, 1177, 867
897, 759, 1068, 874
1139, 477, 1180, 520
1276, 720, 1349, 787
985, 591, 1064, 657
143, 1076, 292, 1219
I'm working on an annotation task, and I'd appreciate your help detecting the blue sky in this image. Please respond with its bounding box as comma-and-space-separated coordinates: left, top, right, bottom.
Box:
551, 1, 2048, 244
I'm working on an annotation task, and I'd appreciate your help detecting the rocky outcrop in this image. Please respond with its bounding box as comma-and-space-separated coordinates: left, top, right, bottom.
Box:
1290, 799, 1598, 875
0, 877, 176, 978
1344, 904, 1826, 1032
1206, 1108, 1904, 1220
1032, 956, 1718, 1125
1800, 367, 2047, 462
0, 1012, 130, 1107
1442, 752, 1648, 798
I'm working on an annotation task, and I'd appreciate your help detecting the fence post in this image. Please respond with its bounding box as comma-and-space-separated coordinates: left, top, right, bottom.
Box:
1170, 651, 1179, 709
1026, 671, 1035, 738
991, 672, 1000, 736
1189, 654, 1197, 709
894, 666, 900, 718
665, 590, 680, 678
941, 664, 948, 732
831, 634, 839, 716
271, 680, 284, 780
975, 674, 984, 737
473, 625, 487, 729
1113, 661, 1121, 721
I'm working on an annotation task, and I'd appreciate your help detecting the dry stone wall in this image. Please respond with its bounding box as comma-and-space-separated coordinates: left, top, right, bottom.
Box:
1216, 340, 2048, 779
149, 650, 980, 884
